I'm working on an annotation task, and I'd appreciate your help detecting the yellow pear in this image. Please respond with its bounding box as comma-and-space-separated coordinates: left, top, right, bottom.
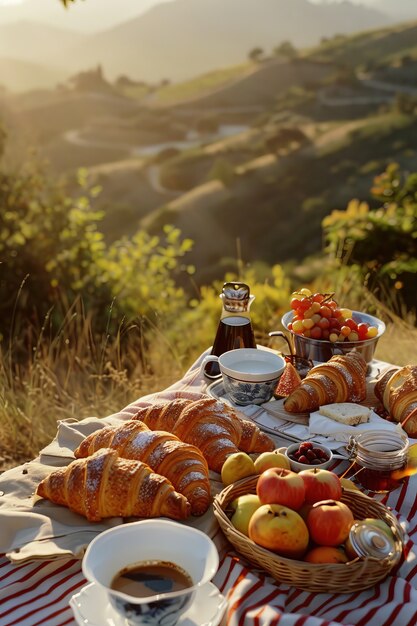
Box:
230, 494, 262, 536
221, 452, 256, 486
254, 450, 290, 473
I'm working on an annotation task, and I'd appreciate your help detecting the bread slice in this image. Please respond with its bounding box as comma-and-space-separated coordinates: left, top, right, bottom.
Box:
318, 403, 371, 425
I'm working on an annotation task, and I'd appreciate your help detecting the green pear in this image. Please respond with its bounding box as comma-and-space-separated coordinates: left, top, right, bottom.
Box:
230, 494, 262, 536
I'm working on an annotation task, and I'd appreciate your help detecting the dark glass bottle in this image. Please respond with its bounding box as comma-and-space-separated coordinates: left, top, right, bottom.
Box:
204, 282, 256, 380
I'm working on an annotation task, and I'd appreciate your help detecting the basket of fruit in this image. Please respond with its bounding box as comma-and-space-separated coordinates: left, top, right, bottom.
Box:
280, 288, 385, 364
213, 470, 403, 593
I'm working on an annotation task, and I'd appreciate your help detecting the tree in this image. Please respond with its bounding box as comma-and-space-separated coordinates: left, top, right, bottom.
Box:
0, 156, 193, 341
248, 47, 264, 63
208, 158, 235, 187
394, 93, 417, 115
322, 164, 417, 311
273, 41, 297, 60
265, 126, 309, 153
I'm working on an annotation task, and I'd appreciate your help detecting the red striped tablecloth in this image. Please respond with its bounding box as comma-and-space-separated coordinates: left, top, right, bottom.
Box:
1, 353, 417, 626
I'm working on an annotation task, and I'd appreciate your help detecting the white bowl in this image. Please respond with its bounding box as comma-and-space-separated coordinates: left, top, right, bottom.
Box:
82, 519, 219, 626
285, 442, 333, 472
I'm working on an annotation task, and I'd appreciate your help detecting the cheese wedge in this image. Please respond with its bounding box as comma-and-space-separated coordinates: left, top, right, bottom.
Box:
319, 403, 371, 425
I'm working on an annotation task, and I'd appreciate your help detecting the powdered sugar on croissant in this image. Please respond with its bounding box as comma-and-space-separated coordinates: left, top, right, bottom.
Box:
74, 420, 211, 516
132, 397, 274, 473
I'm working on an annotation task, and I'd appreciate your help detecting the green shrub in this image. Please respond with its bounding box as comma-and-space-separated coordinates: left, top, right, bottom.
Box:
322, 163, 417, 312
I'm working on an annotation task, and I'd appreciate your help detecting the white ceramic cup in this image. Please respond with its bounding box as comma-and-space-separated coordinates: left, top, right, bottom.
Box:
201, 348, 285, 406
82, 519, 219, 626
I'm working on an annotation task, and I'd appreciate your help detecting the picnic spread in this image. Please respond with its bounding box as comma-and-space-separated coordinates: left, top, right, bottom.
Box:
1, 285, 417, 626
0, 346, 417, 626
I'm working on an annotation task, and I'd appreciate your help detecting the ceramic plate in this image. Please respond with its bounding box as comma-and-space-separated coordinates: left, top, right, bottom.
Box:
206, 379, 233, 406
70, 580, 227, 626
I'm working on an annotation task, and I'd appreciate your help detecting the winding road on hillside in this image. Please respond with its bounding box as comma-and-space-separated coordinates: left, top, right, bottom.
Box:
63, 122, 248, 196
62, 72, 417, 199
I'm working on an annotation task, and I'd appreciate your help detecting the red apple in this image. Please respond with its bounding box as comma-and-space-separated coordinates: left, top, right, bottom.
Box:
248, 503, 309, 559
304, 545, 348, 564
256, 468, 306, 511
307, 499, 354, 546
298, 468, 342, 504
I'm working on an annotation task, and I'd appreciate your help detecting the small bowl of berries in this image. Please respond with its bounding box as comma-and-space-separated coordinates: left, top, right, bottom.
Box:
285, 441, 333, 472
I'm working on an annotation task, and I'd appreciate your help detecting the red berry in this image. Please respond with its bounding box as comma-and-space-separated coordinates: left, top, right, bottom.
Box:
298, 455, 309, 464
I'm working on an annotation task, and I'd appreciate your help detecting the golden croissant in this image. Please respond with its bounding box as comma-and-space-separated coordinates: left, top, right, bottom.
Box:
74, 420, 211, 516
284, 351, 367, 413
36, 448, 191, 522
374, 365, 417, 437
131, 397, 274, 473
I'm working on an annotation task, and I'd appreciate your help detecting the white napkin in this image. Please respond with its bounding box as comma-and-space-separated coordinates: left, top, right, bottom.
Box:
309, 409, 406, 443
0, 416, 224, 563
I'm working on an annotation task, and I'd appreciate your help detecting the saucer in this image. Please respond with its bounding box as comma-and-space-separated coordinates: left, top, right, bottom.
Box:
70, 580, 227, 626
206, 379, 233, 406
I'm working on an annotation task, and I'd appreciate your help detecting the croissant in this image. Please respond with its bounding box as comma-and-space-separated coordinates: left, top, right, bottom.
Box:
131, 397, 274, 473
74, 420, 211, 516
36, 448, 191, 522
284, 351, 367, 413
374, 365, 417, 436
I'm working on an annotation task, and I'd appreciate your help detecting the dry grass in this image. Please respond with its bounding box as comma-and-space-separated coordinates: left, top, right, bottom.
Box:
0, 310, 185, 471
0, 292, 415, 471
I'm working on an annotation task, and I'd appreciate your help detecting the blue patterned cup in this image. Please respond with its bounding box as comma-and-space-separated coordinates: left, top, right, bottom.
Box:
82, 519, 219, 626
202, 348, 285, 406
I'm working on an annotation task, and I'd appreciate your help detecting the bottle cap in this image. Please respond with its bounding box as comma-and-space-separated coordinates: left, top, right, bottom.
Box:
222, 283, 251, 312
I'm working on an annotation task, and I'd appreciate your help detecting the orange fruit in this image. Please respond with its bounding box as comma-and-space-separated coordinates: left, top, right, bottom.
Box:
274, 362, 302, 398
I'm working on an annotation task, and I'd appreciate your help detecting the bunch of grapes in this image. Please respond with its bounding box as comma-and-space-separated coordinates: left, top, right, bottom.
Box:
288, 288, 378, 343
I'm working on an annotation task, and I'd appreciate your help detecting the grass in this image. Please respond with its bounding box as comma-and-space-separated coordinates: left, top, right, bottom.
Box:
307, 20, 417, 69
1, 285, 416, 472
0, 305, 186, 471
150, 63, 253, 105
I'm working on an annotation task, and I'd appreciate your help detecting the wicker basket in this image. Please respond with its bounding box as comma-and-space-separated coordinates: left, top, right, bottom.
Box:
213, 475, 403, 593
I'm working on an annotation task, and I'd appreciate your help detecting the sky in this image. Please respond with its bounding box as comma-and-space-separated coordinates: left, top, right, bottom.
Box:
0, 0, 409, 33
0, 0, 175, 32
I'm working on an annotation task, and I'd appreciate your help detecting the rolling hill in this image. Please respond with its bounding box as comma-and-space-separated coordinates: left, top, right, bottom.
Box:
141, 111, 417, 285
0, 0, 389, 92
308, 19, 417, 68
3, 13, 417, 287
64, 0, 389, 82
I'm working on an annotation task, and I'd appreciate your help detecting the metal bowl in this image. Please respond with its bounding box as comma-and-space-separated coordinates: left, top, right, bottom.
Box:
281, 310, 385, 364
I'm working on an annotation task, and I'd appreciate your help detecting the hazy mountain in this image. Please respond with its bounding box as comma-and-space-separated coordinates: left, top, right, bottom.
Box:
0, 0, 172, 33
56, 0, 389, 83
0, 57, 67, 92
0, 20, 84, 70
